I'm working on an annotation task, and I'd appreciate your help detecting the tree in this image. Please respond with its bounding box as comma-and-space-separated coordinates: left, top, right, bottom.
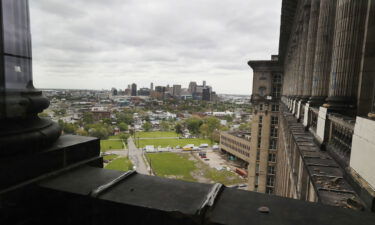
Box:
202, 117, 221, 143
38, 112, 49, 118
142, 122, 152, 132
117, 112, 134, 125
89, 127, 109, 139
185, 117, 203, 135
118, 122, 128, 131
239, 123, 251, 132
223, 114, 234, 122
199, 123, 209, 138
76, 129, 88, 136
119, 133, 130, 141
102, 118, 112, 125
175, 123, 183, 135
160, 121, 169, 131
82, 112, 94, 124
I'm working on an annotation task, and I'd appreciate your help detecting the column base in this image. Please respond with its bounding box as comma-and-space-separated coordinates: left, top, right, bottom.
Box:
0, 117, 62, 156
308, 96, 326, 107
324, 96, 356, 116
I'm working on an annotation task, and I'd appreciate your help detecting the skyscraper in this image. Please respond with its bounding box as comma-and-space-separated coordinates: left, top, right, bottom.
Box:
172, 84, 182, 97
131, 83, 137, 96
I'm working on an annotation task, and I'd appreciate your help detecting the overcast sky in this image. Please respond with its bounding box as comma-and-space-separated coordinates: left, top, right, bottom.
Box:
30, 0, 281, 95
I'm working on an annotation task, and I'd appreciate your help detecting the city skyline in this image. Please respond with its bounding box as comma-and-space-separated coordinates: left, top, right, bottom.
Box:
29, 0, 281, 95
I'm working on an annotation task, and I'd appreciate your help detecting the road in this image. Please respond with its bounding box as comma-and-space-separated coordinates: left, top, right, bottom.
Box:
127, 137, 149, 175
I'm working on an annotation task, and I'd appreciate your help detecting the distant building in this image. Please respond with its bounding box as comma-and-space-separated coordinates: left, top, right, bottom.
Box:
111, 88, 118, 96
220, 131, 250, 167
188, 81, 197, 94
152, 86, 166, 100
202, 88, 211, 101
91, 107, 111, 121
172, 85, 182, 97
150, 82, 154, 91
131, 83, 137, 96
124, 88, 131, 96
138, 88, 150, 96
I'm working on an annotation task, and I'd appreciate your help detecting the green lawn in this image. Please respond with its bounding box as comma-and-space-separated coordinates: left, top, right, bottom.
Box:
136, 131, 179, 138
146, 152, 244, 185
137, 138, 211, 148
100, 140, 124, 152
105, 157, 133, 171
146, 153, 197, 182
103, 154, 118, 161
202, 166, 244, 186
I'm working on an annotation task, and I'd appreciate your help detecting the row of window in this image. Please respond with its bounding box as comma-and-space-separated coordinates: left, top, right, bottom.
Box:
258, 104, 280, 112
221, 136, 251, 150
221, 136, 251, 158
271, 74, 282, 98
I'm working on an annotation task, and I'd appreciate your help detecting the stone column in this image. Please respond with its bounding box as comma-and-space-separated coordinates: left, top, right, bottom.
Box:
289, 33, 299, 98
297, 1, 311, 100
310, 0, 337, 106
303, 0, 320, 100
326, 0, 369, 111
358, 0, 375, 117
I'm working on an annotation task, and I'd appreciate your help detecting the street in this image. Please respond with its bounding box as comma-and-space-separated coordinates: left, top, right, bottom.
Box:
127, 137, 149, 175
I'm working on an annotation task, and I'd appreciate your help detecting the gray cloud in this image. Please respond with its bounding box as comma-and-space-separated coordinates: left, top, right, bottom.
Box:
30, 0, 281, 94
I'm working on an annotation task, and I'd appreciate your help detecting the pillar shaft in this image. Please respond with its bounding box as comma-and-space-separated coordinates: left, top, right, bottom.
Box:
327, 0, 369, 107
310, 0, 337, 104
297, 1, 311, 99
303, 0, 320, 99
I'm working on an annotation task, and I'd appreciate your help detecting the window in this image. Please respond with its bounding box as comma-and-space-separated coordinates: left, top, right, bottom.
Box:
270, 127, 278, 138
271, 104, 279, 112
256, 163, 260, 173
267, 176, 275, 186
268, 153, 276, 162
259, 104, 263, 111
270, 138, 277, 150
257, 137, 261, 148
259, 115, 263, 124
256, 149, 260, 161
266, 187, 274, 194
268, 165, 276, 175
271, 116, 278, 126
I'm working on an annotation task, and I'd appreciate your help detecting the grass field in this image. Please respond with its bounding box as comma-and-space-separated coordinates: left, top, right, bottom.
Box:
146, 153, 197, 182
105, 157, 133, 171
146, 152, 244, 185
202, 166, 244, 185
136, 131, 179, 138
103, 154, 118, 161
136, 138, 211, 148
100, 140, 124, 152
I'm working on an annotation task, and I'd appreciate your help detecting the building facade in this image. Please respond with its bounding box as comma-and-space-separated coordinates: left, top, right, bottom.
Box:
247, 58, 282, 194
248, 0, 375, 210
220, 131, 251, 162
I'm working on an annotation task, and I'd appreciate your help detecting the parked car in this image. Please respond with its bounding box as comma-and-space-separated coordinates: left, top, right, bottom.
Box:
199, 143, 209, 148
